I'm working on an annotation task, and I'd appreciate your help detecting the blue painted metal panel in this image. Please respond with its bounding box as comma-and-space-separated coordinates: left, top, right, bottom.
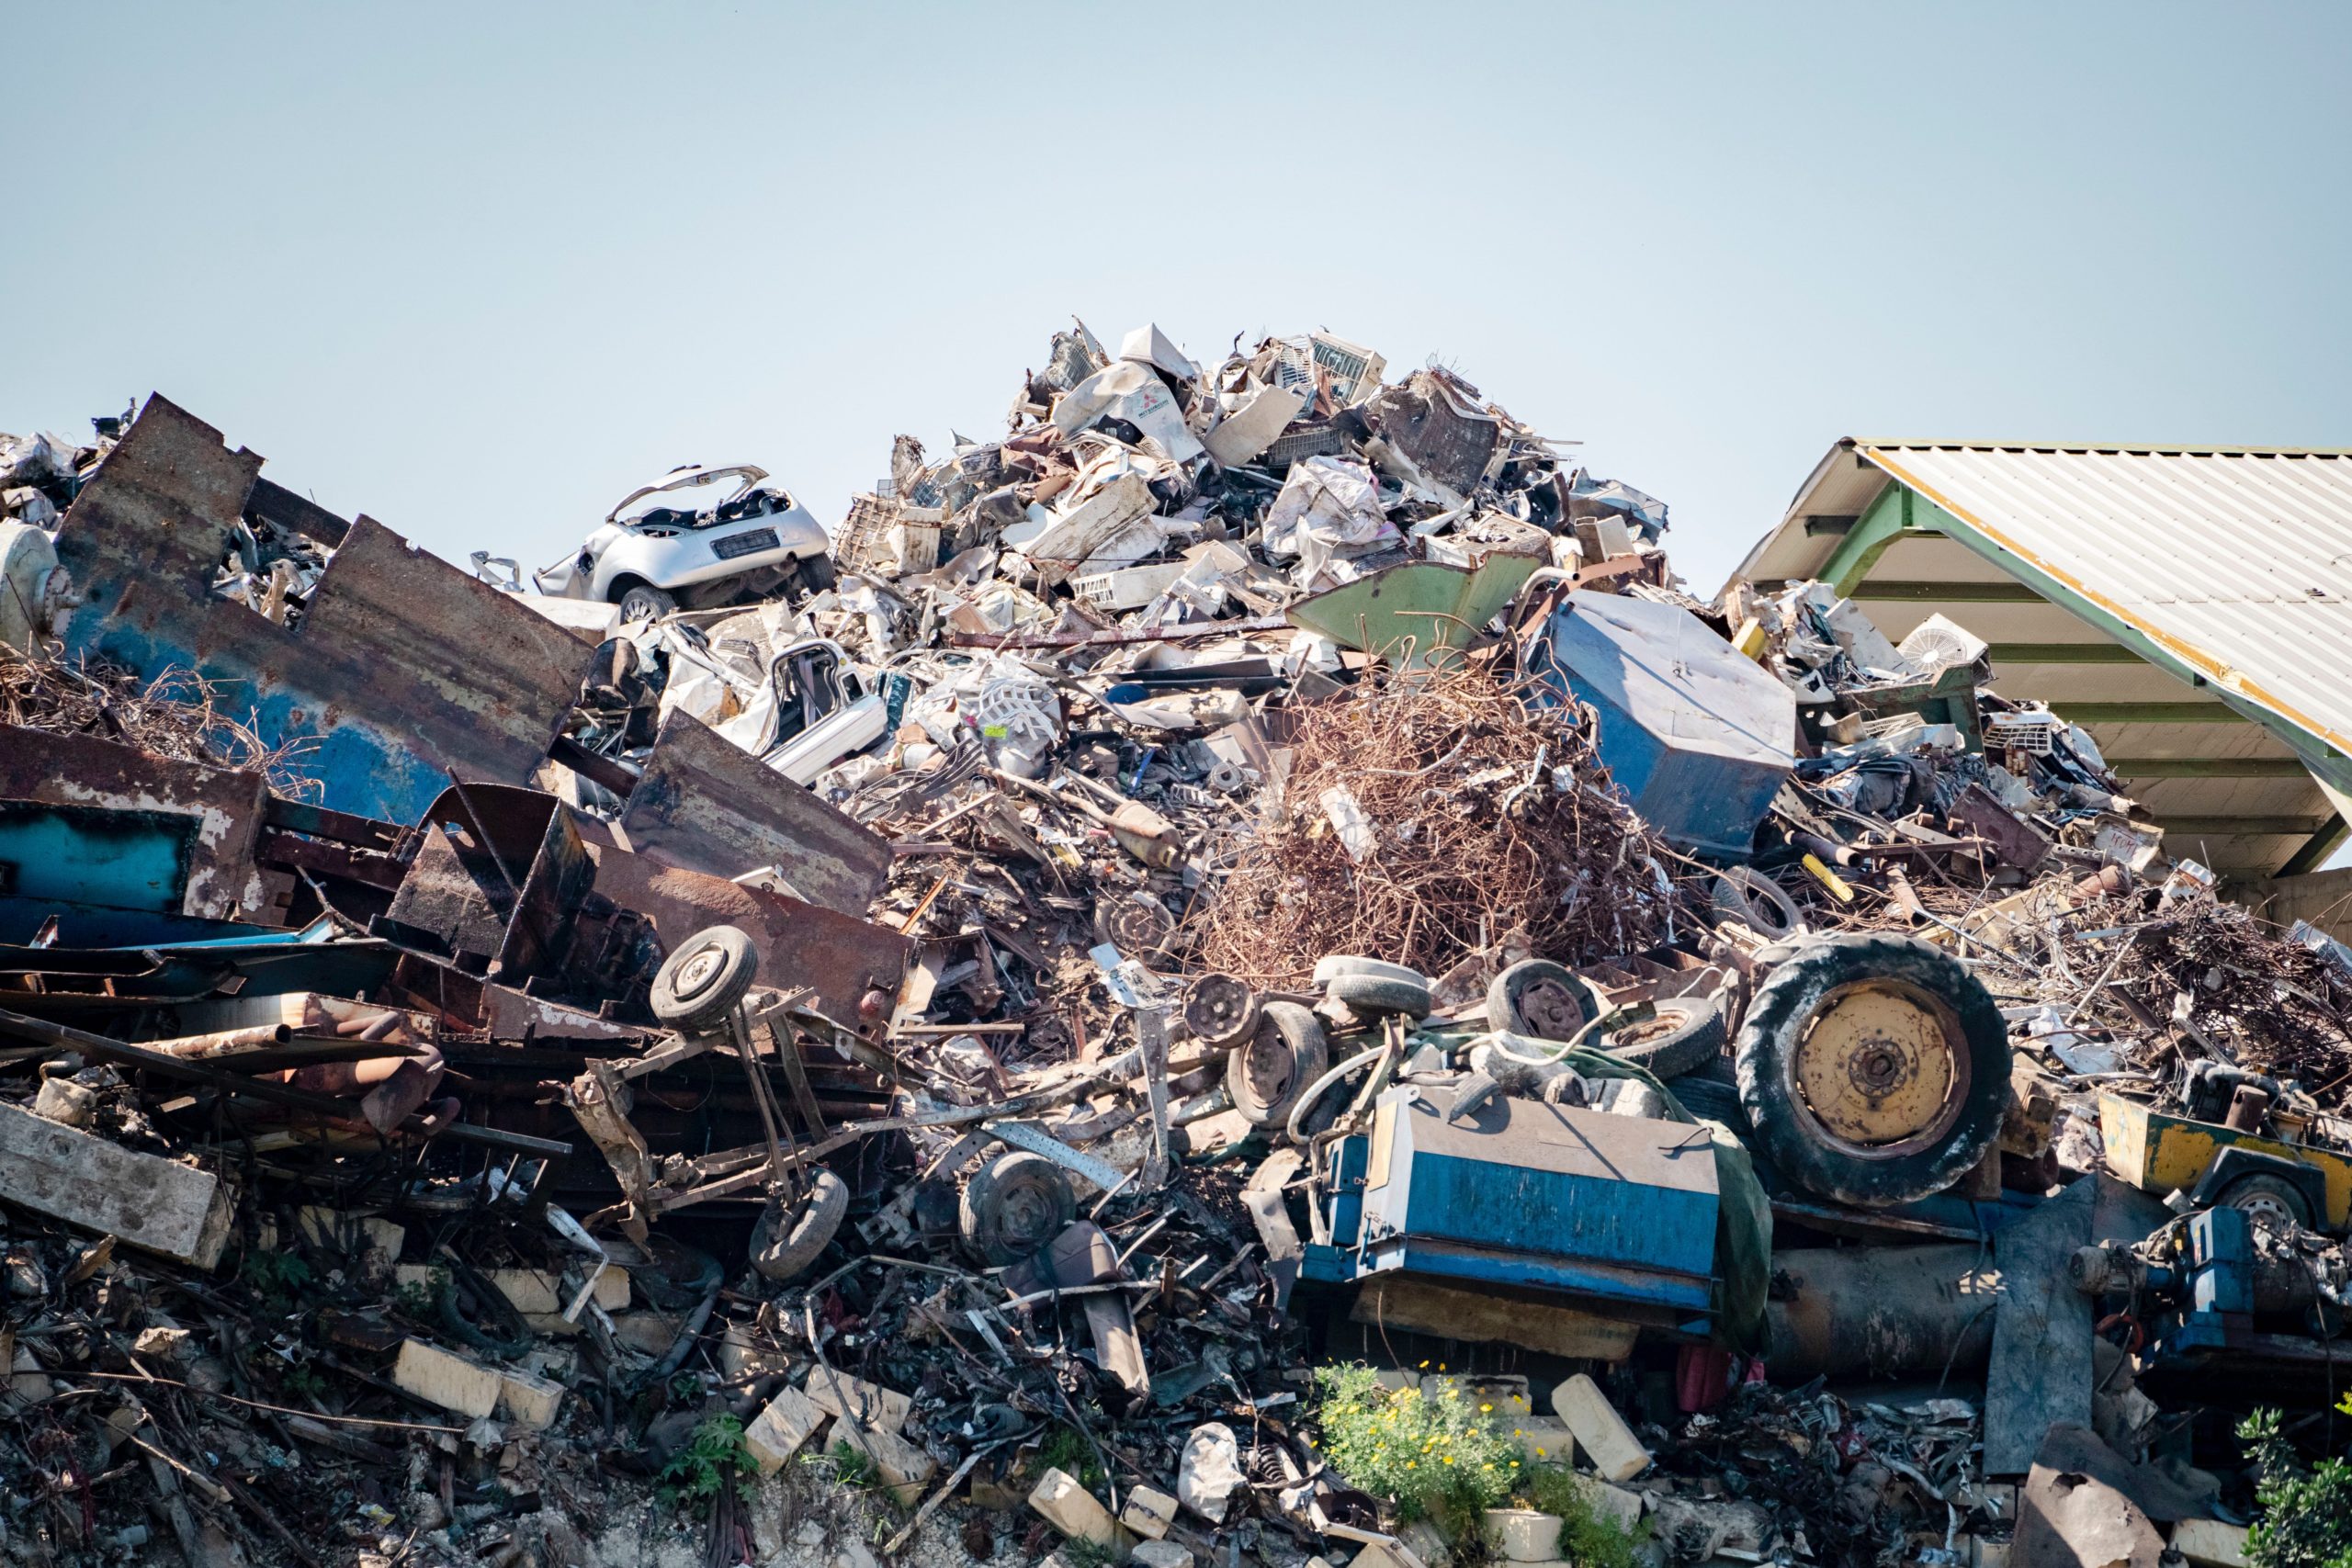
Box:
1524, 592, 1796, 861
0, 805, 196, 914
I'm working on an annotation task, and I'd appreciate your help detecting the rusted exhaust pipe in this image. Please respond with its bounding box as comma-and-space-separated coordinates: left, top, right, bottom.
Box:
139, 1024, 293, 1057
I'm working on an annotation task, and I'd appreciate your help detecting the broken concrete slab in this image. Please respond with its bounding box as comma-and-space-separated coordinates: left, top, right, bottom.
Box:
0, 1098, 232, 1269
801, 1365, 911, 1435
1029, 1466, 1120, 1546
743, 1384, 829, 1475
834, 1414, 937, 1506
1119, 1483, 1179, 1540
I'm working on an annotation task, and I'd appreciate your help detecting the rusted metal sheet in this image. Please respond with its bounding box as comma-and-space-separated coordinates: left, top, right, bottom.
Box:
616, 710, 891, 916
584, 845, 910, 1033
0, 725, 280, 924
55, 396, 592, 826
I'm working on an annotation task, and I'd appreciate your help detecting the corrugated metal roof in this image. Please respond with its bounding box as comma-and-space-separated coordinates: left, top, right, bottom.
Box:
1853, 444, 2352, 761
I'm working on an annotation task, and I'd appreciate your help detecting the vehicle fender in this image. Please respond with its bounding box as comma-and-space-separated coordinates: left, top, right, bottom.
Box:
590, 529, 702, 601
2191, 1145, 2328, 1222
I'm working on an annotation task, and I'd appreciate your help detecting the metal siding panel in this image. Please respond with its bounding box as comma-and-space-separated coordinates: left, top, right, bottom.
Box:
1862, 446, 2352, 762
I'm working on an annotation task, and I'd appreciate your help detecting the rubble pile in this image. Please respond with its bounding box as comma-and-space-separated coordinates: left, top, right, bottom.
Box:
0, 326, 2343, 1568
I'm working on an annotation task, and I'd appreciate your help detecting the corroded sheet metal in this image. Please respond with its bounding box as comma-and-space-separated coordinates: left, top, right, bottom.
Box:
55, 396, 592, 825
0, 725, 277, 923
617, 709, 891, 916
585, 845, 910, 1032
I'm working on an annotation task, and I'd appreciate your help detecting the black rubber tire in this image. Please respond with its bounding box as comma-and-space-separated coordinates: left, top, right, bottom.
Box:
1712, 868, 1803, 941
2219, 1172, 2313, 1235
616, 582, 678, 624
1734, 932, 2011, 1209
1313, 955, 1424, 988
1597, 995, 1728, 1081
751, 1168, 850, 1281
650, 925, 760, 1033
1326, 972, 1432, 1021
436, 1260, 534, 1360
1227, 1001, 1330, 1130
959, 1152, 1076, 1266
795, 555, 838, 595
1487, 959, 1597, 1042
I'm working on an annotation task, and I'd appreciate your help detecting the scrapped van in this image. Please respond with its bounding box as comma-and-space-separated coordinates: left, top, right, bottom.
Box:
534, 463, 834, 623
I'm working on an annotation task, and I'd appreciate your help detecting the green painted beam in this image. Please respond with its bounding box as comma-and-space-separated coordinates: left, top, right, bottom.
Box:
2155, 817, 2330, 837
2278, 817, 2350, 877
1988, 642, 2145, 664
2052, 703, 2251, 724
1849, 581, 2046, 603
2104, 757, 2312, 778
1822, 486, 1937, 597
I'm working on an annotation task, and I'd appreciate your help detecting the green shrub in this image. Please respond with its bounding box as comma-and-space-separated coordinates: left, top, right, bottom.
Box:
659, 1414, 756, 1506
1520, 1465, 1645, 1568
2241, 1405, 2352, 1568
1310, 1364, 1523, 1544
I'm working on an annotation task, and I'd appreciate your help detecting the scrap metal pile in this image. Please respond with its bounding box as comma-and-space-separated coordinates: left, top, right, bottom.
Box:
0, 329, 2340, 1568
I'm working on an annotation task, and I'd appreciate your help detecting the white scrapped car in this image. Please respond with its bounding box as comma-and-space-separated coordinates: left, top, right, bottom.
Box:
534, 464, 834, 623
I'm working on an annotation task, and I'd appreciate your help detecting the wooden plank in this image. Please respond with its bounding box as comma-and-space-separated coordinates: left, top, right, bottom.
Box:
0, 1099, 232, 1267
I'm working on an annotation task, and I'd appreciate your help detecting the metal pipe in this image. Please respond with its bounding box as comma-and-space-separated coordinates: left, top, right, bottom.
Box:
1765, 1246, 2001, 1381
138, 1023, 293, 1056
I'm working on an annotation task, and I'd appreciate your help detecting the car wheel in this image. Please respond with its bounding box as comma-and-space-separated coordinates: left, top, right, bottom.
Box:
959, 1152, 1076, 1265
650, 926, 760, 1033
795, 554, 838, 595
1734, 932, 2011, 1208
1597, 994, 1728, 1080
1487, 959, 1597, 1041
751, 1169, 850, 1281
2219, 1172, 2313, 1235
1312, 955, 1425, 988
1227, 1001, 1329, 1130
1327, 971, 1433, 1021
1182, 973, 1260, 1050
616, 582, 678, 624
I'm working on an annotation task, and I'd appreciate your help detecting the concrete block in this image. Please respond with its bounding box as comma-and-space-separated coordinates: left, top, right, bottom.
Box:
393, 1339, 501, 1421
803, 1366, 911, 1435
1568, 1476, 1643, 1535
2172, 1520, 2250, 1568
1132, 1541, 1193, 1568
1505, 1418, 1577, 1466
1551, 1374, 1650, 1481
0, 1099, 232, 1268
297, 1206, 404, 1259
1120, 1483, 1179, 1540
494, 1363, 564, 1431
744, 1386, 830, 1476
1484, 1509, 1562, 1562
1030, 1466, 1119, 1546
835, 1416, 937, 1506
32, 1077, 96, 1127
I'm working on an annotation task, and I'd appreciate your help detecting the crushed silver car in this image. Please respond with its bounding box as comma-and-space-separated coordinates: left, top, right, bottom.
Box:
534, 463, 833, 622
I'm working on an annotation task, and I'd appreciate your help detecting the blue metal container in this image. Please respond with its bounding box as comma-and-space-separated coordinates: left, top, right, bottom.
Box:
1308, 1085, 1719, 1334
1527, 592, 1796, 861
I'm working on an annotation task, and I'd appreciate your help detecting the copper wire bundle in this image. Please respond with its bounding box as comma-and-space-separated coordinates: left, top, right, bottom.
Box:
1193, 666, 1685, 986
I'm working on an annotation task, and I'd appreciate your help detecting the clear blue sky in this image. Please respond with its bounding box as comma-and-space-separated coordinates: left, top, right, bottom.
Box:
6, 2, 2347, 596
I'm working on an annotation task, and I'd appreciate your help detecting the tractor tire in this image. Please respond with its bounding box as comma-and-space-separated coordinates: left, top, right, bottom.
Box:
959, 1152, 1077, 1266
751, 1168, 850, 1281
1487, 959, 1597, 1042
1326, 971, 1433, 1021
650, 926, 760, 1033
1734, 932, 2011, 1209
1597, 994, 1728, 1081
1227, 1001, 1329, 1130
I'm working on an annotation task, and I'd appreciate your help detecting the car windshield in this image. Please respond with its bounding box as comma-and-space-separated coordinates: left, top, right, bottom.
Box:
610, 467, 764, 526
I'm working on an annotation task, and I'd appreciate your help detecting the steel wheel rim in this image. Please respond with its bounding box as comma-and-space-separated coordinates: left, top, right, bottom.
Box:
1782, 977, 1972, 1159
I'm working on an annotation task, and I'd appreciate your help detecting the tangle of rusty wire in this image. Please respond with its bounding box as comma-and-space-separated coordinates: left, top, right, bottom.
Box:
1, 648, 322, 797
1192, 664, 1687, 987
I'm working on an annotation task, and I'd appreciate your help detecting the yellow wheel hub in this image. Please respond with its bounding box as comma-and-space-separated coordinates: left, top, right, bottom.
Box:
1793, 982, 1959, 1147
